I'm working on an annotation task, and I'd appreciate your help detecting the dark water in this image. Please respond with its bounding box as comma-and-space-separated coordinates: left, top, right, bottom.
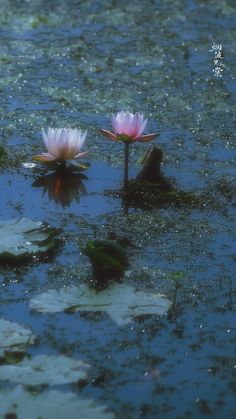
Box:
0, 0, 235, 418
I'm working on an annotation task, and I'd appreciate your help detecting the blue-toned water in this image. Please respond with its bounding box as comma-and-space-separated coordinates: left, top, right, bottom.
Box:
0, 0, 235, 418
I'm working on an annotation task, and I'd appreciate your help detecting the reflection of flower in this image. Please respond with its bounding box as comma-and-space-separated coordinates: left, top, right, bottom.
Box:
32, 128, 88, 162
101, 111, 157, 143
32, 168, 87, 208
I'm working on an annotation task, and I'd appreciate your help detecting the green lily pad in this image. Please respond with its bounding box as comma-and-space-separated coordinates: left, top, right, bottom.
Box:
0, 319, 37, 359
0, 354, 90, 385
0, 218, 59, 262
0, 387, 115, 419
30, 283, 171, 326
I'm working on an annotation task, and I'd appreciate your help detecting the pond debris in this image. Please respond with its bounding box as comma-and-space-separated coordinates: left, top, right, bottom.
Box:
21, 162, 37, 169
84, 239, 129, 280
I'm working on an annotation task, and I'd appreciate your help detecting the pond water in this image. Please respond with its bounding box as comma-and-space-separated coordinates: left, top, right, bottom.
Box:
0, 0, 235, 418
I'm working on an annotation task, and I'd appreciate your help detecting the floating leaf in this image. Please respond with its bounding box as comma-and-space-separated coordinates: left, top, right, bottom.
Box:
0, 354, 90, 385
0, 319, 36, 358
30, 283, 171, 326
0, 386, 115, 419
0, 218, 59, 262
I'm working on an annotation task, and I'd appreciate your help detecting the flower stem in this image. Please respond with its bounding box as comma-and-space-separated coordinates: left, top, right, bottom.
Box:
124, 142, 129, 189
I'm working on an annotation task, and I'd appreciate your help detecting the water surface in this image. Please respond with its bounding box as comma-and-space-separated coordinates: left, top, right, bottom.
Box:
0, 0, 235, 418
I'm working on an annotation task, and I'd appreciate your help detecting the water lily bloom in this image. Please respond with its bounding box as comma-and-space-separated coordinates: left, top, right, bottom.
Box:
32, 128, 88, 162
101, 111, 158, 143
101, 111, 158, 188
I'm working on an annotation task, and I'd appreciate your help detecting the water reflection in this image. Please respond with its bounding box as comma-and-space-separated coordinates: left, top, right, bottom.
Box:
32, 167, 87, 208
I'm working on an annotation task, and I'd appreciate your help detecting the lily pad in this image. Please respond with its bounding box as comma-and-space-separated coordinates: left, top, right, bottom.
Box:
0, 386, 115, 419
30, 283, 171, 326
0, 218, 59, 262
0, 319, 37, 358
0, 354, 90, 385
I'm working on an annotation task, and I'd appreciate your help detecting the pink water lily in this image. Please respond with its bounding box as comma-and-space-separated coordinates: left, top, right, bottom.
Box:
32, 128, 88, 162
101, 111, 157, 143
101, 111, 158, 188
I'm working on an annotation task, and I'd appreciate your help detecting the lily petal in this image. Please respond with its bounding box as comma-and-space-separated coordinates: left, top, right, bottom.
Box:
137, 133, 159, 142
100, 129, 117, 141
133, 117, 147, 139
32, 153, 57, 162
74, 151, 89, 159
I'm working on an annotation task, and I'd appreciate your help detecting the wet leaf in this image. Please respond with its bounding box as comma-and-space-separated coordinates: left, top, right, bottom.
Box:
0, 319, 36, 358
84, 239, 129, 278
0, 354, 90, 385
3, 350, 27, 365
0, 218, 59, 262
0, 386, 115, 419
30, 283, 171, 326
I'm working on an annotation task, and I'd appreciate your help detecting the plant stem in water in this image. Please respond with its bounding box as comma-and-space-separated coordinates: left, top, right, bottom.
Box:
124, 142, 129, 189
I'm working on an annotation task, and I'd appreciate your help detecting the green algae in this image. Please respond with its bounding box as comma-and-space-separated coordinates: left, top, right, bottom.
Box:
117, 181, 204, 210
0, 147, 28, 171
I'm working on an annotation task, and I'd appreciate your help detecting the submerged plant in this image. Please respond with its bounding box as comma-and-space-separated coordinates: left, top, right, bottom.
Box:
32, 128, 88, 163
0, 145, 8, 168
101, 111, 157, 188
